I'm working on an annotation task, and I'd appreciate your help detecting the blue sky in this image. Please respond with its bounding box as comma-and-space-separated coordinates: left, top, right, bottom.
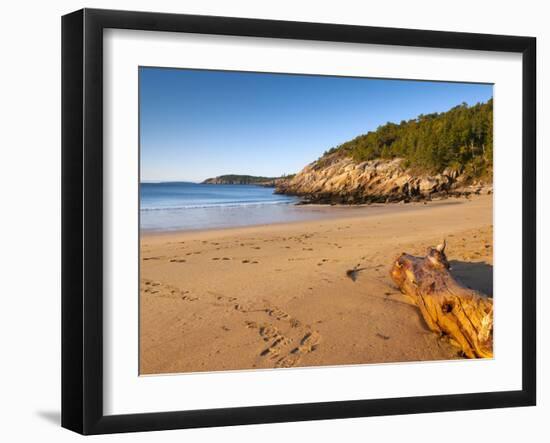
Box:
139, 67, 493, 182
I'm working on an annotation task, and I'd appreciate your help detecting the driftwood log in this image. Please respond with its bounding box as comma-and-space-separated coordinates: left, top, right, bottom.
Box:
390, 242, 493, 358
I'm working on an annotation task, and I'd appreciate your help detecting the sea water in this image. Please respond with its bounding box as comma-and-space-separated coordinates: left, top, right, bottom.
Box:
140, 182, 308, 231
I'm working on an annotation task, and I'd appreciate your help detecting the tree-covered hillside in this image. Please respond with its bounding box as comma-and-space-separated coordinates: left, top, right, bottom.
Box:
320, 99, 493, 179
202, 174, 294, 185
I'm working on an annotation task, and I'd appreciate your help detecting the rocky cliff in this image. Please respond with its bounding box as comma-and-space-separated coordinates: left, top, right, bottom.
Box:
275, 155, 491, 204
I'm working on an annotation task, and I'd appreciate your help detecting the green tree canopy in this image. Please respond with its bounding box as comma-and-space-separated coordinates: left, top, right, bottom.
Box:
319, 99, 493, 179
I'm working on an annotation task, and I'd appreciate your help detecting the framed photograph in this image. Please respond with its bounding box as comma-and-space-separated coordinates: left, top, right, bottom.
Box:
62, 8, 536, 435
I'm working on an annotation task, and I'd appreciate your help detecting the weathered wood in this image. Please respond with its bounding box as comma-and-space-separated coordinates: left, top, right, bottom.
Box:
390, 242, 493, 358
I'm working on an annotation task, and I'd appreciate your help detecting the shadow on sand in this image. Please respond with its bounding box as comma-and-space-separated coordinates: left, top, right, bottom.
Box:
449, 260, 493, 297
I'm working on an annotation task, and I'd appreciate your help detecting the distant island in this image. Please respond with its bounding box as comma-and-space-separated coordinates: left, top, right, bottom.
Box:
276, 100, 493, 204
202, 174, 294, 187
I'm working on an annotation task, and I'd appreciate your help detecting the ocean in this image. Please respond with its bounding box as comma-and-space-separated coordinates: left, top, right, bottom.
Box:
140, 182, 310, 231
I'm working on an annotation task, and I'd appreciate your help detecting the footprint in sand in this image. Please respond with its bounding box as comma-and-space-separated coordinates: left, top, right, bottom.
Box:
265, 307, 292, 322
294, 330, 321, 353
210, 293, 256, 313
245, 312, 320, 368
212, 293, 237, 303
210, 295, 319, 369
261, 336, 294, 359
144, 280, 161, 286
274, 354, 301, 368
233, 303, 252, 313
141, 279, 198, 301
289, 318, 301, 328
376, 333, 390, 340
246, 322, 280, 341
246, 322, 295, 361
274, 330, 320, 368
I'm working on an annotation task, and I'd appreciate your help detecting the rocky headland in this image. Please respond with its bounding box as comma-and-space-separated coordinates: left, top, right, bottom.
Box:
275, 155, 491, 204
275, 99, 493, 204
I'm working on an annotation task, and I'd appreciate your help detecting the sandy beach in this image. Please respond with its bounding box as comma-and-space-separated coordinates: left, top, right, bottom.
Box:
140, 195, 493, 375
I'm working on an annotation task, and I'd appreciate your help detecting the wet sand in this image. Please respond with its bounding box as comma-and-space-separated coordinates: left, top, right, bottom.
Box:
140, 195, 493, 374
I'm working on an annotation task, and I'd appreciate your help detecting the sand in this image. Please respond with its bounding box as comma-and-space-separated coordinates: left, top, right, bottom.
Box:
140, 195, 493, 375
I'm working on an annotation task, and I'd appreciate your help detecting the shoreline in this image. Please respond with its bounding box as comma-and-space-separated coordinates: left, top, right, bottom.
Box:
140, 194, 493, 374
141, 194, 483, 237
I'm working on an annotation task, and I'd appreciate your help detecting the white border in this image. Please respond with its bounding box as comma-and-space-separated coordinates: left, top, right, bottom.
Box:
103, 29, 523, 415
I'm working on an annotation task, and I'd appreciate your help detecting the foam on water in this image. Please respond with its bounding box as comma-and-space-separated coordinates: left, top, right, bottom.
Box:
140, 182, 306, 231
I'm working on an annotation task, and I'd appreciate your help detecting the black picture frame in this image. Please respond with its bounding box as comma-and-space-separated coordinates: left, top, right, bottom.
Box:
61, 8, 536, 435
